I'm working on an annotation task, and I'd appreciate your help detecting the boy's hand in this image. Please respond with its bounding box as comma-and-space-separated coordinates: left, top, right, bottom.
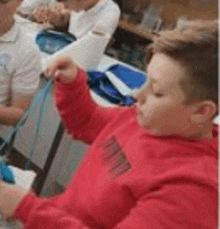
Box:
48, 3, 70, 30
0, 181, 29, 219
45, 55, 84, 84
32, 6, 50, 23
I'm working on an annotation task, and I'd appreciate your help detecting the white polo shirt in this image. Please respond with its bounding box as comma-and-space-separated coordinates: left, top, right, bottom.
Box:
0, 20, 41, 106
69, 0, 121, 39
19, 0, 120, 38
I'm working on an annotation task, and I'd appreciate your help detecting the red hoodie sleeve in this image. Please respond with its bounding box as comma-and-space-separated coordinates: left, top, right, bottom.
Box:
55, 69, 125, 145
14, 193, 89, 229
15, 177, 217, 229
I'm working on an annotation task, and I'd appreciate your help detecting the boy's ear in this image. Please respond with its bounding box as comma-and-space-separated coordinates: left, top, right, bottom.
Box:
191, 101, 217, 123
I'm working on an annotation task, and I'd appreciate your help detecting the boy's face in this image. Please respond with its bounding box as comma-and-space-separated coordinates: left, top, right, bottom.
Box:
135, 53, 199, 136
0, 0, 22, 20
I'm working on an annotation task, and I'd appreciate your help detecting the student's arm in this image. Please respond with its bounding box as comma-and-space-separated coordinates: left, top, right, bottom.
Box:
0, 95, 33, 126
55, 72, 125, 145
46, 3, 71, 31
91, 2, 121, 38
48, 56, 125, 145
0, 44, 42, 126
44, 56, 125, 145
0, 171, 216, 229
68, 2, 121, 38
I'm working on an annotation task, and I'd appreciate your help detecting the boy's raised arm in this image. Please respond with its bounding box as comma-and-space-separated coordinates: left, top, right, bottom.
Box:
46, 56, 124, 145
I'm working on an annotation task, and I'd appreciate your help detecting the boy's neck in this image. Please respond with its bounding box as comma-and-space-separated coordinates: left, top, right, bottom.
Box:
0, 17, 14, 37
147, 121, 215, 140
187, 121, 214, 140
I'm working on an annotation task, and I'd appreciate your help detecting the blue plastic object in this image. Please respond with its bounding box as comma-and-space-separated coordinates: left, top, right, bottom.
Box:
108, 64, 146, 89
87, 64, 146, 106
36, 29, 77, 55
0, 162, 15, 184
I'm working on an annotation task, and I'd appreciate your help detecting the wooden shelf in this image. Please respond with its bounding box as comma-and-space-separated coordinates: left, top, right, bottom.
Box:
118, 19, 154, 41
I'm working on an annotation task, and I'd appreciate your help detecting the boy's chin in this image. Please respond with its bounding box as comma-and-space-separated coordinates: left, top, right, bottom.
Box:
143, 127, 162, 136
137, 116, 168, 136
140, 124, 162, 136
137, 118, 159, 135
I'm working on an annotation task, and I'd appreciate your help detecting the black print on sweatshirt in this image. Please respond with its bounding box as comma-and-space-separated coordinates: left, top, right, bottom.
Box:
102, 136, 131, 179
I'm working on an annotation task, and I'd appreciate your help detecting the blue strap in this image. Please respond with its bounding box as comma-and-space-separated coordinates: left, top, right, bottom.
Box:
0, 78, 53, 171
25, 78, 53, 169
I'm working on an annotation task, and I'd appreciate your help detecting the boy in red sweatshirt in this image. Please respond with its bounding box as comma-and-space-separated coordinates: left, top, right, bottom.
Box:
0, 20, 218, 229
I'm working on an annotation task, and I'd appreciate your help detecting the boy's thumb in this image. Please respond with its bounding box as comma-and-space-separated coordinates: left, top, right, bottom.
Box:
54, 70, 63, 79
54, 69, 70, 81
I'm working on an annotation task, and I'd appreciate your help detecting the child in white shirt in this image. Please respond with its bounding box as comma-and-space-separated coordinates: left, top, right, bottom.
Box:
0, 0, 41, 126
18, 0, 121, 39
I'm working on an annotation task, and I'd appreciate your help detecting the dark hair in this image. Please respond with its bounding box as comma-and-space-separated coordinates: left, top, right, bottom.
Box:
146, 20, 218, 115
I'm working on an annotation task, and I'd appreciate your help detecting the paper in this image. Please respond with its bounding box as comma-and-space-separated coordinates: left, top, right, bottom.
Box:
8, 166, 37, 190
42, 30, 110, 71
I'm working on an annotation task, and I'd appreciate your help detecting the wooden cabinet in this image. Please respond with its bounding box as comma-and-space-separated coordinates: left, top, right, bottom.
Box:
118, 19, 154, 41
152, 0, 218, 23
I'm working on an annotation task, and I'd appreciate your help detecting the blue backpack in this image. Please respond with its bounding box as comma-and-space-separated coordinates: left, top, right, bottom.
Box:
87, 64, 146, 106
36, 29, 77, 55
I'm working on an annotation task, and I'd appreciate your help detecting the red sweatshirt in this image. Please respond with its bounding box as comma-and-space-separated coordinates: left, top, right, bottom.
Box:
14, 70, 218, 229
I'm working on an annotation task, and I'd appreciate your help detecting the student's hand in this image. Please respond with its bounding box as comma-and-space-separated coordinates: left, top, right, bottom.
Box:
32, 6, 50, 23
45, 55, 84, 84
0, 181, 29, 219
48, 3, 70, 30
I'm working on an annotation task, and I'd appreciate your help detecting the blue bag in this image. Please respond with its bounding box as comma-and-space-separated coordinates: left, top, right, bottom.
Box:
87, 64, 146, 106
36, 29, 77, 55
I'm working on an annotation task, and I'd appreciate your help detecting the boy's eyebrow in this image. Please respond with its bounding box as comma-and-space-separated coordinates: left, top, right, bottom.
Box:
147, 72, 163, 87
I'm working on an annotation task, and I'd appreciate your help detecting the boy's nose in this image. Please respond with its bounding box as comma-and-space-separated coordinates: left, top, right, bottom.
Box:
133, 89, 145, 105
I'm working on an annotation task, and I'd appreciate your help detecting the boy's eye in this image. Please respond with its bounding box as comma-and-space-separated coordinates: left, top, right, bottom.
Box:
154, 93, 164, 97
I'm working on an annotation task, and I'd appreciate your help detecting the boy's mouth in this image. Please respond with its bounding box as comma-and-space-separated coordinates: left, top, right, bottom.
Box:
138, 108, 143, 116
138, 111, 143, 117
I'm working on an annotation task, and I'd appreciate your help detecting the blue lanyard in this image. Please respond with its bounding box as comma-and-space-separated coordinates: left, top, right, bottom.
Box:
0, 78, 53, 170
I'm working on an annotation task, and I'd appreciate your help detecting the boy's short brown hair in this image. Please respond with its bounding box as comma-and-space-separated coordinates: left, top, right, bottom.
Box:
147, 20, 218, 115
